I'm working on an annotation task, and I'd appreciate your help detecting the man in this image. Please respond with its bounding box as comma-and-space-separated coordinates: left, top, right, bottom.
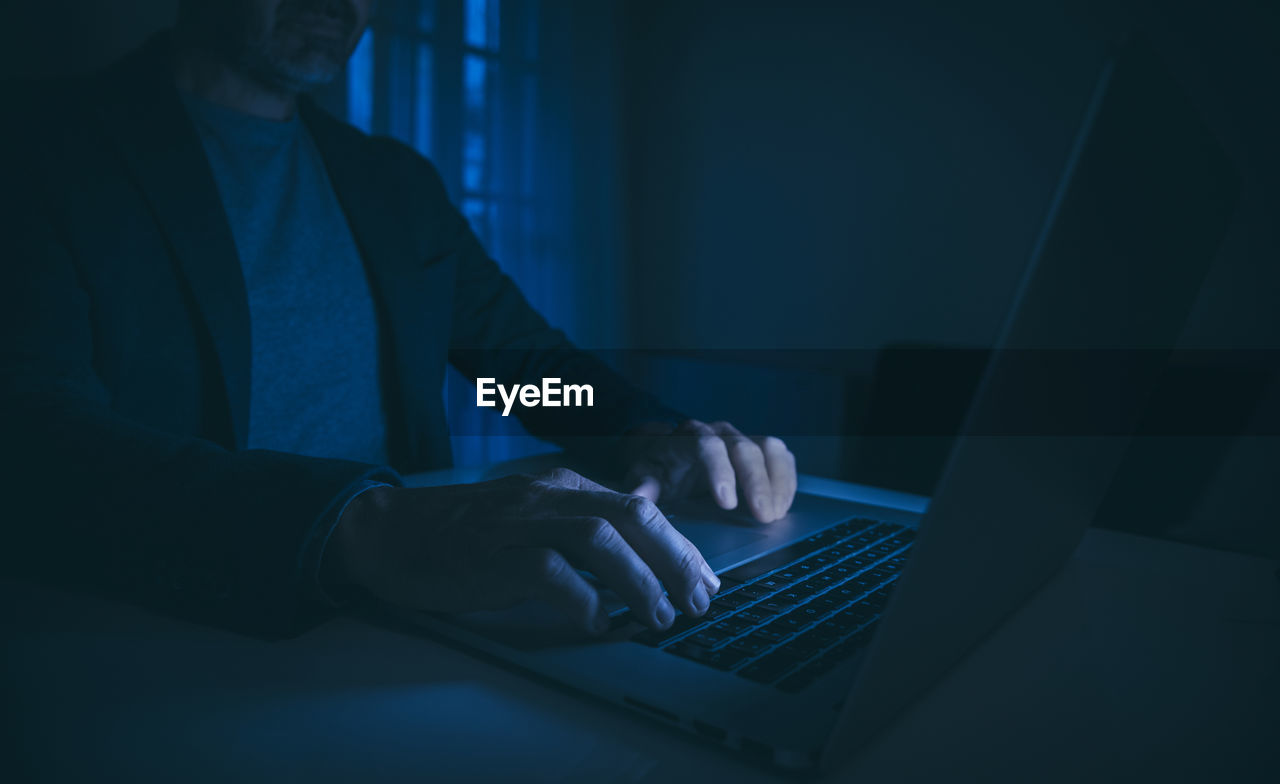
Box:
0, 0, 796, 639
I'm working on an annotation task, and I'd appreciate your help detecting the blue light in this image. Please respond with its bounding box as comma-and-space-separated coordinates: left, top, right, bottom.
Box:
347, 29, 375, 133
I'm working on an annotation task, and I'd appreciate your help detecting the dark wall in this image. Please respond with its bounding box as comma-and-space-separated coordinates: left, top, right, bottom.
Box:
619, 0, 1280, 555
620, 0, 1278, 356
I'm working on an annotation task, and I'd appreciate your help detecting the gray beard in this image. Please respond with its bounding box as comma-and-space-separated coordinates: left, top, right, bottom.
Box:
229, 38, 348, 94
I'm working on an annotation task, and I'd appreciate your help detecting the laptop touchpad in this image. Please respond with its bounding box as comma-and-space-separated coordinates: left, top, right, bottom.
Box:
660, 500, 771, 559
666, 516, 769, 558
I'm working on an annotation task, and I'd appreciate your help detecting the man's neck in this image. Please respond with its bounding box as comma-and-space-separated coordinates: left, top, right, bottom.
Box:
172, 41, 298, 122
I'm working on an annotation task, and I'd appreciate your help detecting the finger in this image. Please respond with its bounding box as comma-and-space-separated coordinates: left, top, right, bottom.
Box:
628, 475, 663, 503
537, 517, 675, 630
710, 421, 774, 522
623, 468, 720, 595
537, 487, 716, 615
533, 466, 609, 493
680, 419, 737, 510
758, 436, 798, 519
496, 547, 608, 635
531, 466, 715, 594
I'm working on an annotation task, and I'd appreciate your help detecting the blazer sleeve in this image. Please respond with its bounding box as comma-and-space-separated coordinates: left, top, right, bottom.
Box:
433, 169, 685, 452
0, 204, 397, 639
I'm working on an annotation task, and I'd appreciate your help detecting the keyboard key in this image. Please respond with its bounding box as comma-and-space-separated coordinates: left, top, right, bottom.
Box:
814, 618, 845, 637
728, 637, 769, 655
687, 630, 730, 648
770, 615, 806, 634
711, 592, 752, 610
777, 632, 825, 658
737, 606, 777, 624
732, 584, 771, 600
701, 604, 733, 621
737, 649, 804, 683
831, 585, 861, 601
668, 642, 750, 671
840, 604, 875, 624
748, 627, 787, 644
775, 606, 823, 632
791, 582, 822, 598
828, 521, 856, 537
738, 661, 785, 684
801, 657, 835, 678
630, 614, 703, 646
818, 594, 850, 610
809, 629, 840, 647
763, 617, 799, 636
793, 605, 825, 623
711, 617, 754, 636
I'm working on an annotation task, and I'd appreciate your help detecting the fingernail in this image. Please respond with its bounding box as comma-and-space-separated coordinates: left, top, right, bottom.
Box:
717, 483, 736, 508
691, 582, 709, 614
655, 597, 676, 628
753, 494, 772, 520
701, 563, 721, 593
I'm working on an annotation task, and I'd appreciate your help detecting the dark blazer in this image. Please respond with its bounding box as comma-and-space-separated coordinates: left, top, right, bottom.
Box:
0, 35, 677, 637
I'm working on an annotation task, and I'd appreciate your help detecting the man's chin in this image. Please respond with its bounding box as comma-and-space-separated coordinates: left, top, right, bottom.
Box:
256, 52, 346, 92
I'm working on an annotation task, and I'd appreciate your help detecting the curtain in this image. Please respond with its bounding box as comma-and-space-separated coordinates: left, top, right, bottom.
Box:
319, 0, 626, 466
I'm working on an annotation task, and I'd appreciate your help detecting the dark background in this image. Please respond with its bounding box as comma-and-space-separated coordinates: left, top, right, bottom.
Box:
4, 0, 1276, 556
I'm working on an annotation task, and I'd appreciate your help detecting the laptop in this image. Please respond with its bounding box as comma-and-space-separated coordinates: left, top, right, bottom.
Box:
396, 40, 1238, 774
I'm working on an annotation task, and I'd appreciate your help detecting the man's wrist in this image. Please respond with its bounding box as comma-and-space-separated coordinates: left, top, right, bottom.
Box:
314, 481, 390, 604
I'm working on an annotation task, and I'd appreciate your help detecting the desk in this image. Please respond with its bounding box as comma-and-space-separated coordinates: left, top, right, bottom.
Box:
5, 460, 1279, 782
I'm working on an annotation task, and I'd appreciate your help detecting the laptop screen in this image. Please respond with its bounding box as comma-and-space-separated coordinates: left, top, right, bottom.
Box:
824, 37, 1239, 770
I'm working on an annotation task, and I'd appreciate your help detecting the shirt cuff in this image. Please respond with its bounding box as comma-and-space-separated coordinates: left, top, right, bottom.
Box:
300, 478, 391, 608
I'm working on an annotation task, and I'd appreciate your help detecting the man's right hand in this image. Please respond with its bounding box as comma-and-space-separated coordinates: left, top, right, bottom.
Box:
322, 468, 720, 635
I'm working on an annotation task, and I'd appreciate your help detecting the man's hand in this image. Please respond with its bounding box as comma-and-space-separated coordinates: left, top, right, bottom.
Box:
621, 420, 797, 523
323, 468, 719, 634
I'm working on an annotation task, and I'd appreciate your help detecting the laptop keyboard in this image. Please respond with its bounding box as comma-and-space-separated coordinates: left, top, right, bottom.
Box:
622, 518, 914, 693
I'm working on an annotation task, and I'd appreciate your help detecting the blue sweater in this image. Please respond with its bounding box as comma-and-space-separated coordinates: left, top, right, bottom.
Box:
183, 93, 388, 466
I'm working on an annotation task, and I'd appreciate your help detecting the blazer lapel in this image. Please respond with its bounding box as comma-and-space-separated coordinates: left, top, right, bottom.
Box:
95, 35, 252, 448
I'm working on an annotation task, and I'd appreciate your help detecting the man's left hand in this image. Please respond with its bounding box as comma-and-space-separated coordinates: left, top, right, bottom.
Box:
621, 420, 797, 523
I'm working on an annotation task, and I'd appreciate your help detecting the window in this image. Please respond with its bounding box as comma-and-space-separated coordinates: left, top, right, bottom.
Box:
342, 0, 554, 466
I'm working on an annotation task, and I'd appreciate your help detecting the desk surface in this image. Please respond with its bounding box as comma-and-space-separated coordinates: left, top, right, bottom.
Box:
5, 462, 1279, 783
